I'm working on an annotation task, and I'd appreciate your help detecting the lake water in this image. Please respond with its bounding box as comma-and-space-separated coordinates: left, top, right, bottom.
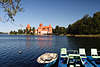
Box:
0, 34, 100, 67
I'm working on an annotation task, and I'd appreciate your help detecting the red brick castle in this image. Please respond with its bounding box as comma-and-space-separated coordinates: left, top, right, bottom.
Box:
35, 24, 52, 35
26, 24, 52, 35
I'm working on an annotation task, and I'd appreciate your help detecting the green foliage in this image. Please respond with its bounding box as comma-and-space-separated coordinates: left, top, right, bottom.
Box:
66, 12, 100, 34
10, 27, 35, 35
18, 29, 23, 34
10, 30, 17, 34
53, 25, 66, 35
25, 27, 31, 34
32, 27, 35, 32
0, 0, 23, 22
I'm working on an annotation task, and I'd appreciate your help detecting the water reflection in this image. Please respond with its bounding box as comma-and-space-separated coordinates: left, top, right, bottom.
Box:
67, 37, 100, 49
26, 36, 31, 48
37, 35, 52, 48
37, 35, 52, 40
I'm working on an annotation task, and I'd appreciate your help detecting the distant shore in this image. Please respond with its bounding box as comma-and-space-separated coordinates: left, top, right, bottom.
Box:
66, 34, 100, 37
0, 32, 8, 34
4, 33, 100, 37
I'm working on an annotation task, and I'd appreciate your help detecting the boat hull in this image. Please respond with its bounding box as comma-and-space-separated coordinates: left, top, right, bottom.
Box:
81, 58, 94, 67
44, 58, 57, 67
87, 56, 100, 67
58, 57, 67, 67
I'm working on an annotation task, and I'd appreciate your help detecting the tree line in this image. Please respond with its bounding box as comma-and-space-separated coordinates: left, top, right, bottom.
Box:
67, 12, 100, 34
10, 27, 35, 35
10, 12, 100, 35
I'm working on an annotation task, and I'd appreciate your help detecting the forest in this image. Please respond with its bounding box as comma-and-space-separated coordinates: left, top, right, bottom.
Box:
67, 12, 100, 34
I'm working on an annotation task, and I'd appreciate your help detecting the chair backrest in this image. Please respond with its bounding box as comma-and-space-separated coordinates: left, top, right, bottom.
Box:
61, 48, 67, 54
91, 48, 98, 56
79, 48, 86, 56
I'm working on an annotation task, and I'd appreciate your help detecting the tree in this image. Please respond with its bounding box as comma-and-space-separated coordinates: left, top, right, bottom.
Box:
25, 27, 31, 34
66, 24, 72, 34
23, 29, 26, 33
32, 27, 35, 34
0, 0, 23, 22
53, 25, 66, 35
13, 30, 17, 34
59, 27, 66, 34
66, 12, 100, 34
55, 25, 60, 35
18, 29, 23, 34
10, 30, 17, 34
52, 28, 56, 34
10, 30, 13, 34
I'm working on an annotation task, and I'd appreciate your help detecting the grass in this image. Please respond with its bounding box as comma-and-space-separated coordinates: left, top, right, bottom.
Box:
66, 34, 100, 37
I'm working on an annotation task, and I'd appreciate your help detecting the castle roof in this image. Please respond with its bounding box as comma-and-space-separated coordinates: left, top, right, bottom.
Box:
39, 24, 43, 27
27, 24, 30, 28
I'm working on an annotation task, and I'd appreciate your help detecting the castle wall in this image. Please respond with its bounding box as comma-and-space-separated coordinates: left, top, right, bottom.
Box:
35, 24, 52, 35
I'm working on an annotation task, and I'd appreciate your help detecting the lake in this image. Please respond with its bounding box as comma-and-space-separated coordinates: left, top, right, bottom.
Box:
0, 34, 100, 67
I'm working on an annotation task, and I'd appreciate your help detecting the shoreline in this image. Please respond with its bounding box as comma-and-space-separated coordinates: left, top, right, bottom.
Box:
6, 34, 100, 37
66, 34, 100, 37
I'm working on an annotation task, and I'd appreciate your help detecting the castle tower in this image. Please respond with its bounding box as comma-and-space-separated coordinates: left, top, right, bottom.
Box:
38, 24, 43, 35
26, 24, 31, 30
39, 24, 43, 27
48, 24, 52, 34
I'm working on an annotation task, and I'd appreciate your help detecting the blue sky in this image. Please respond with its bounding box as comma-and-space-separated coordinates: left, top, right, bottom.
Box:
0, 0, 100, 32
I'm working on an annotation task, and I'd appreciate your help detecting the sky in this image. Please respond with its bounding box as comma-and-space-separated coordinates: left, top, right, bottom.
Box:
0, 0, 100, 32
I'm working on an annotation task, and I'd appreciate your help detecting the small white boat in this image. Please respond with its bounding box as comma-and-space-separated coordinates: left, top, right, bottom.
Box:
37, 53, 58, 67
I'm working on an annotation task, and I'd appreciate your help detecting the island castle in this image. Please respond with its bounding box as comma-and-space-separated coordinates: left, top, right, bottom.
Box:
26, 24, 52, 35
